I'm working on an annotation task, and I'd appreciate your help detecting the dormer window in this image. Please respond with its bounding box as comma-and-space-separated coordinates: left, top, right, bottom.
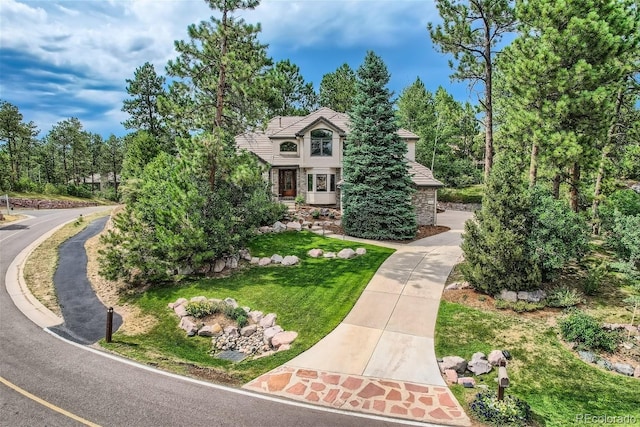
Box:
280, 141, 297, 153
311, 129, 333, 156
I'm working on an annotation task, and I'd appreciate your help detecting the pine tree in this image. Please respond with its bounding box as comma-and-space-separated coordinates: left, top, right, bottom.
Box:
319, 63, 357, 113
342, 51, 416, 240
121, 62, 167, 139
461, 154, 541, 294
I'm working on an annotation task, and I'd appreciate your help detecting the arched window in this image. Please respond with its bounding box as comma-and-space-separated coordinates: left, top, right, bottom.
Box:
311, 129, 332, 156
280, 141, 297, 152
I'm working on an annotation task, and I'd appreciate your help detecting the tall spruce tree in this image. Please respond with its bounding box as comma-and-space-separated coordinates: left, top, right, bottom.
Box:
342, 51, 416, 240
319, 63, 357, 113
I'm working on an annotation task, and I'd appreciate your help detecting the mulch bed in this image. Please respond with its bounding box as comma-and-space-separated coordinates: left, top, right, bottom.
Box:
323, 224, 450, 243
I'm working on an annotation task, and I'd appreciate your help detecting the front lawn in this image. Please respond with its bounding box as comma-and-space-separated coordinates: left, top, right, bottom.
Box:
435, 301, 640, 427
102, 231, 393, 384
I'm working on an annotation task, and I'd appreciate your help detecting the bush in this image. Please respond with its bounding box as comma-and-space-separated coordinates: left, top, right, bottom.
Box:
495, 299, 546, 312
599, 189, 640, 231
582, 263, 606, 296
546, 287, 584, 308
311, 209, 320, 219
185, 300, 217, 318
43, 183, 59, 195
66, 183, 92, 199
558, 309, 619, 352
607, 212, 640, 280
470, 390, 532, 427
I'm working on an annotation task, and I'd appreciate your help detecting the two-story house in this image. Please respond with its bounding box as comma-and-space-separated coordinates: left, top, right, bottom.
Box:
235, 107, 444, 225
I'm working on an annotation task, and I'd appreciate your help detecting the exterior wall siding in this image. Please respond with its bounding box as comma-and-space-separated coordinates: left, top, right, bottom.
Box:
412, 187, 437, 226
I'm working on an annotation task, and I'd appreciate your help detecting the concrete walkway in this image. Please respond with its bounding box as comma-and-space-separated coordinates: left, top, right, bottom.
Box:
245, 211, 473, 425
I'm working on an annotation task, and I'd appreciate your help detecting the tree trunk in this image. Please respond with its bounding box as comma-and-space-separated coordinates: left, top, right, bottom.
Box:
528, 140, 538, 188
552, 173, 561, 199
570, 163, 580, 213
210, 6, 229, 191
483, 31, 493, 182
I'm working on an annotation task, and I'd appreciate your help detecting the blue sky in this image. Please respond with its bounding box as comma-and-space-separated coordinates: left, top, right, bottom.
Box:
0, 0, 477, 138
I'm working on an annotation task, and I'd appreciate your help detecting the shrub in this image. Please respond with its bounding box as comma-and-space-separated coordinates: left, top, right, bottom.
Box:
185, 300, 217, 318
558, 309, 619, 352
43, 183, 59, 195
470, 390, 532, 427
599, 189, 640, 231
236, 314, 248, 328
582, 263, 607, 296
495, 299, 546, 312
546, 287, 584, 308
607, 212, 640, 280
311, 209, 320, 219
294, 195, 305, 206
66, 183, 92, 198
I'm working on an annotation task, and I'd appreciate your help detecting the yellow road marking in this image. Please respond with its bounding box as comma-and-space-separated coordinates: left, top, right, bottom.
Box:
0, 375, 101, 427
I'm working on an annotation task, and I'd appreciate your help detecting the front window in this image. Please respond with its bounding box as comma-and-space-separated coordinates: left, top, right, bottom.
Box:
316, 174, 327, 192
311, 129, 332, 156
280, 141, 297, 152
308, 174, 313, 191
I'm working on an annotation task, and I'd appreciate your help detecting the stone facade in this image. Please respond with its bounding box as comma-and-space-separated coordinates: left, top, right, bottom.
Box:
412, 187, 437, 226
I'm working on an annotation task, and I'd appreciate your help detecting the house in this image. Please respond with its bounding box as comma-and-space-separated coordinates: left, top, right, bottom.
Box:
235, 107, 444, 225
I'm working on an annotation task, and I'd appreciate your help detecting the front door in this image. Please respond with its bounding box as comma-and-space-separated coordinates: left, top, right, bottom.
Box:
279, 169, 296, 198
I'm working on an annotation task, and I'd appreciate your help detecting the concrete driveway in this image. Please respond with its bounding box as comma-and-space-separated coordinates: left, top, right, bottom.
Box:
246, 210, 474, 425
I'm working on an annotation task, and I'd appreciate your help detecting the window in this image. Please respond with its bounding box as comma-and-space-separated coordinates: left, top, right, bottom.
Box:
330, 174, 335, 192
280, 141, 297, 152
316, 174, 327, 192
311, 129, 332, 156
308, 174, 313, 191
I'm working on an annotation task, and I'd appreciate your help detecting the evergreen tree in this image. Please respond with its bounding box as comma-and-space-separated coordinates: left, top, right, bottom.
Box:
265, 59, 318, 116
0, 100, 39, 189
319, 63, 357, 113
461, 154, 541, 294
342, 51, 416, 240
428, 0, 516, 181
121, 62, 167, 140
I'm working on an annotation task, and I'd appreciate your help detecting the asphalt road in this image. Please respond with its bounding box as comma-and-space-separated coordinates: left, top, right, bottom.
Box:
0, 208, 409, 427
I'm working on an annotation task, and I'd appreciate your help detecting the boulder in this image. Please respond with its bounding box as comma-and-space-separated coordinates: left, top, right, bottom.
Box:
457, 377, 476, 387
468, 357, 492, 375
225, 256, 239, 269
499, 290, 518, 302
281, 255, 300, 266
239, 249, 252, 261
578, 351, 597, 364
198, 323, 222, 337
174, 304, 188, 317
337, 248, 356, 259
471, 352, 486, 361
259, 226, 272, 233
248, 310, 263, 324
323, 252, 336, 259
444, 369, 458, 384
190, 296, 207, 303
179, 317, 199, 336
308, 248, 323, 258
260, 313, 277, 328
271, 254, 284, 264
273, 221, 287, 232
635, 365, 640, 378
272, 331, 298, 347
286, 221, 302, 231
241, 324, 258, 337
488, 350, 506, 366
213, 258, 226, 273
355, 248, 367, 256
169, 298, 188, 309
444, 283, 459, 291
224, 297, 238, 309
277, 344, 291, 352
258, 257, 272, 266
263, 325, 283, 344
441, 356, 467, 374
613, 363, 635, 376
596, 359, 612, 371
250, 257, 260, 264
224, 326, 239, 337
517, 290, 546, 302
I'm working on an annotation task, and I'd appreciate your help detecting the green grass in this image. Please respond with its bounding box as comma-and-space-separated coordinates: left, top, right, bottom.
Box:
102, 231, 393, 383
438, 184, 484, 204
435, 301, 640, 427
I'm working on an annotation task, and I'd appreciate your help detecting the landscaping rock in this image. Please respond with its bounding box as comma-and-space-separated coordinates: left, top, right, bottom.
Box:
499, 290, 518, 302
250, 257, 260, 264
239, 249, 252, 261
281, 255, 300, 266
488, 350, 506, 366
272, 331, 298, 347
169, 298, 187, 309
517, 290, 546, 303
635, 366, 640, 378
277, 344, 291, 352
578, 351, 597, 364
444, 283, 459, 291
263, 325, 283, 344
308, 248, 323, 258
337, 248, 356, 259
355, 248, 366, 256
444, 369, 458, 384
323, 252, 336, 258
596, 359, 612, 371
273, 221, 287, 232
458, 377, 476, 387
286, 221, 302, 231
241, 324, 258, 337
179, 317, 199, 336
613, 363, 635, 376
198, 324, 222, 337
225, 255, 239, 269
471, 352, 486, 361
190, 296, 207, 303
224, 297, 238, 309
468, 358, 492, 375
213, 258, 226, 273
248, 310, 263, 324
260, 313, 277, 328
258, 257, 272, 266
441, 356, 467, 374
224, 326, 239, 338
271, 254, 284, 264
174, 304, 188, 317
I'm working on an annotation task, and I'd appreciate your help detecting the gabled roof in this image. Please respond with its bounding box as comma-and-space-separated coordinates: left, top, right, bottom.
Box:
407, 161, 444, 187
269, 107, 349, 137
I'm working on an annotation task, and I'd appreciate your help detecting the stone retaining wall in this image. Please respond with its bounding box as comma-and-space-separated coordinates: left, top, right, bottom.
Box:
7, 198, 99, 210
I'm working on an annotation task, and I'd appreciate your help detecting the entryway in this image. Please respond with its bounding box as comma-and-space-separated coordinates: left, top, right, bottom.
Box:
279, 169, 297, 198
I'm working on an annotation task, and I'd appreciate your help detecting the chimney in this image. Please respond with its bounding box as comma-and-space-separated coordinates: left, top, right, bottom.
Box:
279, 117, 282, 128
